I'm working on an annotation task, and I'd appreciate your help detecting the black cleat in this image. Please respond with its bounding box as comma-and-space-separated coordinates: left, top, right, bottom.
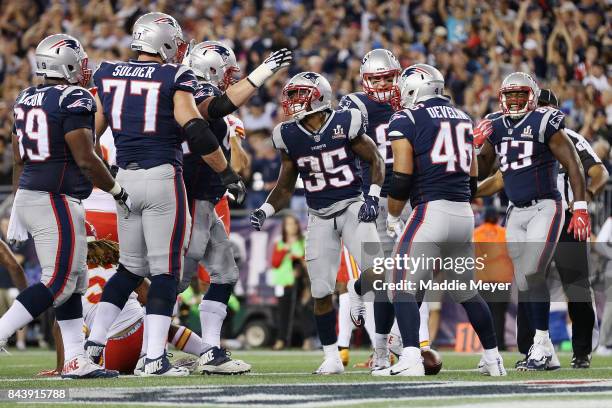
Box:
571, 354, 591, 369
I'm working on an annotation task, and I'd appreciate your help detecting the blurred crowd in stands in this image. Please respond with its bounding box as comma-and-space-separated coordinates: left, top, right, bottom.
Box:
0, 0, 611, 350
0, 0, 610, 199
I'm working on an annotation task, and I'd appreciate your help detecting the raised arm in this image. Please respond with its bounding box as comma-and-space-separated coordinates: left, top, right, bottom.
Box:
198, 49, 292, 120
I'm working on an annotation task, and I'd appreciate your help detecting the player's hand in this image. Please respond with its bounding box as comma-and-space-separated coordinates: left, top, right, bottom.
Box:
219, 165, 246, 205
358, 195, 379, 222
567, 203, 590, 241
250, 208, 267, 231
386, 214, 405, 240
473, 119, 492, 148
226, 179, 247, 205
113, 187, 132, 219
247, 48, 293, 87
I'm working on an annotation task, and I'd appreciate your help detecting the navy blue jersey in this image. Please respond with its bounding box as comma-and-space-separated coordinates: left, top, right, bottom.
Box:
387, 97, 474, 206
272, 109, 364, 212
93, 60, 199, 169
487, 107, 564, 205
338, 92, 394, 196
182, 83, 230, 204
13, 85, 95, 199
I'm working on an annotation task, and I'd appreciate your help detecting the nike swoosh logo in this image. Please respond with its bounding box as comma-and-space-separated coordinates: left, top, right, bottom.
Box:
389, 369, 405, 376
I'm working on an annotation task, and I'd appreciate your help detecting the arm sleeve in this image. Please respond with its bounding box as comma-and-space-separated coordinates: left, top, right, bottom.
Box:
271, 124, 288, 152
565, 128, 601, 173
60, 87, 96, 134
387, 111, 416, 144
348, 108, 366, 140
193, 83, 220, 105
540, 108, 566, 143
173, 66, 200, 94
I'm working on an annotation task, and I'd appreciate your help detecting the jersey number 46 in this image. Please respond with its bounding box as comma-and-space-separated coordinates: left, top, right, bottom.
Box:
430, 121, 473, 173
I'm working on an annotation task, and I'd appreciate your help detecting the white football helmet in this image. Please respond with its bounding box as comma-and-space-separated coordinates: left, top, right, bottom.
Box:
281, 72, 332, 119
35, 34, 91, 86
393, 64, 444, 110
131, 12, 187, 63
360, 49, 401, 103
185, 41, 240, 91
499, 72, 539, 119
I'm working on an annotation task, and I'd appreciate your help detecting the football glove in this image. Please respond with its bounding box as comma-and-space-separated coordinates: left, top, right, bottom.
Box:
386, 214, 405, 240
358, 195, 379, 223
473, 119, 493, 148
247, 48, 293, 87
113, 187, 132, 219
219, 165, 246, 205
250, 208, 267, 231
567, 202, 590, 241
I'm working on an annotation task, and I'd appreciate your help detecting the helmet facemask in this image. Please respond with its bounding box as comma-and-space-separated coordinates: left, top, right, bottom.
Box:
220, 66, 240, 91
173, 38, 188, 64
281, 85, 320, 118
77, 53, 92, 87
362, 70, 400, 104
499, 87, 535, 119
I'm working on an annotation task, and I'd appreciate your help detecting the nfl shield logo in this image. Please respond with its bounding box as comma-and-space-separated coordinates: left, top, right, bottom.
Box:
313, 134, 321, 143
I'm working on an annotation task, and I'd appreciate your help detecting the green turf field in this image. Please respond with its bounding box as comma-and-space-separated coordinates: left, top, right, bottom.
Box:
1, 349, 612, 407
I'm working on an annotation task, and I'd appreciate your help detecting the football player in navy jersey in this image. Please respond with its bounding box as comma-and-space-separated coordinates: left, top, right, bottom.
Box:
0, 34, 127, 379
338, 49, 433, 373
250, 72, 385, 374
180, 41, 253, 375
86, 12, 291, 376
477, 78, 590, 371
478, 73, 589, 371
380, 64, 506, 376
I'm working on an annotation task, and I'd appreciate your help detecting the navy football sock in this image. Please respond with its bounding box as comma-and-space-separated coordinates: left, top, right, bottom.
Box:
393, 292, 420, 348
147, 275, 178, 317
54, 293, 82, 321
314, 310, 337, 346
374, 291, 395, 335
100, 263, 143, 309
203, 283, 233, 305
16, 283, 54, 318
461, 294, 497, 349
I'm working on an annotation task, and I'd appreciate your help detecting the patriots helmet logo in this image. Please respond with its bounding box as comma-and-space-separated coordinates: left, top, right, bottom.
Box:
202, 44, 231, 60
401, 66, 431, 79
50, 38, 81, 52
153, 17, 178, 28
302, 72, 320, 82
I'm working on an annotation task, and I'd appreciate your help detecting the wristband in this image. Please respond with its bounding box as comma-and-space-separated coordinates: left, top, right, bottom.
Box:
260, 203, 276, 218
368, 184, 381, 198
247, 64, 274, 88
109, 182, 122, 196
573, 201, 587, 211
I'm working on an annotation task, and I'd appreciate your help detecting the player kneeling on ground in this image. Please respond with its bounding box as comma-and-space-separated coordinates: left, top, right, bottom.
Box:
39, 222, 204, 376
